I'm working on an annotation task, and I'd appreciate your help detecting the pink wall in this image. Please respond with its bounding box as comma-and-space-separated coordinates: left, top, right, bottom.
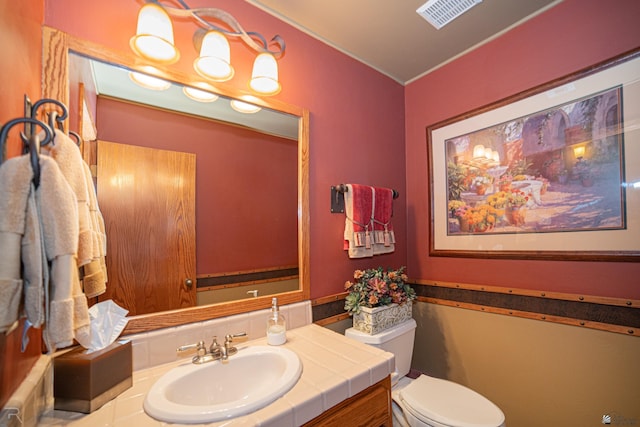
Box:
96, 97, 298, 274
0, 0, 45, 409
44, 0, 407, 299
1, 1, 44, 157
405, 0, 640, 299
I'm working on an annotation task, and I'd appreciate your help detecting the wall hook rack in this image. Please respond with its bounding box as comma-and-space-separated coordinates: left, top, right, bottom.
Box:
330, 184, 399, 213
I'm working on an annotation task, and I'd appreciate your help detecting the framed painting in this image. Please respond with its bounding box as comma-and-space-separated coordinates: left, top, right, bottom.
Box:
428, 48, 640, 261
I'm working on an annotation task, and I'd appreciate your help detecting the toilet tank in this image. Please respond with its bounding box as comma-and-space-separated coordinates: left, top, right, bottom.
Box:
345, 318, 416, 378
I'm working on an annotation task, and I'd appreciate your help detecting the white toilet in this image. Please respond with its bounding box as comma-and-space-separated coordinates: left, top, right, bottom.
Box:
345, 319, 505, 427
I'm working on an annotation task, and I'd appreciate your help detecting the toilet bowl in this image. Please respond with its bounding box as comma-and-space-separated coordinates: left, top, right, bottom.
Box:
345, 319, 505, 427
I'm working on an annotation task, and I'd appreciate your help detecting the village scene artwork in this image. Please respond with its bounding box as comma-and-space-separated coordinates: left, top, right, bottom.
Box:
446, 87, 625, 235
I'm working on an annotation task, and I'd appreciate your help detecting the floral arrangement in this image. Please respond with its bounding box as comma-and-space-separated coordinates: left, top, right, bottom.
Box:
471, 175, 492, 189
573, 158, 592, 179
344, 266, 416, 314
452, 204, 470, 220
505, 188, 530, 208
497, 173, 513, 191
498, 173, 513, 183
486, 191, 509, 210
456, 204, 498, 232
448, 200, 466, 217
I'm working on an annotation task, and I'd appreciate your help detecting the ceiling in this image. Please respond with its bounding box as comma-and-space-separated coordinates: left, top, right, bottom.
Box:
247, 0, 561, 84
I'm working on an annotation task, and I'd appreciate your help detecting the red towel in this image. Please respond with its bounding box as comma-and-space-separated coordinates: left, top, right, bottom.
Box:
372, 187, 395, 254
343, 184, 374, 257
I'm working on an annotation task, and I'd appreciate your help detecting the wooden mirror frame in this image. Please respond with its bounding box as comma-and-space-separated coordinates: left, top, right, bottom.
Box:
42, 26, 310, 335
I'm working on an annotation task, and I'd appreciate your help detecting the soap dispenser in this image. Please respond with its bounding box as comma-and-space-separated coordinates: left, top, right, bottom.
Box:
267, 297, 286, 345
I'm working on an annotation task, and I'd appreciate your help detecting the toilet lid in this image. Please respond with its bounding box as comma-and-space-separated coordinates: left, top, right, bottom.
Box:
399, 375, 505, 427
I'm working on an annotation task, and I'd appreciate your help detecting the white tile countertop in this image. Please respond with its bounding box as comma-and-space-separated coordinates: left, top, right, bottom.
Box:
39, 324, 394, 427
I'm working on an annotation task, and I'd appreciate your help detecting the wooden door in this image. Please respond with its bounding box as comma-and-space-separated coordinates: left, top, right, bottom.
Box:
95, 141, 196, 315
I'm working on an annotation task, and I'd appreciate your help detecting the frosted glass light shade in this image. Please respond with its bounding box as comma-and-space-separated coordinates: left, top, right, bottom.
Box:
230, 100, 261, 114
183, 86, 219, 103
194, 31, 234, 82
249, 53, 281, 95
129, 71, 171, 91
130, 3, 179, 64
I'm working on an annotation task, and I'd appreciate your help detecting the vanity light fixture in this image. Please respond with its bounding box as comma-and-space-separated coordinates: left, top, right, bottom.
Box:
230, 95, 262, 114
130, 3, 179, 64
129, 70, 171, 91
130, 0, 285, 95
193, 30, 234, 82
249, 53, 281, 96
230, 99, 261, 114
183, 86, 219, 103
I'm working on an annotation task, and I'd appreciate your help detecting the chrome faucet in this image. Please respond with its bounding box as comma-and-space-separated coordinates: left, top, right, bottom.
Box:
220, 333, 248, 360
177, 333, 247, 364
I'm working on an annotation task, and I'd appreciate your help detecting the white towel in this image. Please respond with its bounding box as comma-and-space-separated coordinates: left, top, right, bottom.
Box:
42, 129, 93, 266
22, 182, 48, 328
37, 155, 91, 351
42, 130, 107, 297
81, 160, 107, 297
0, 156, 34, 332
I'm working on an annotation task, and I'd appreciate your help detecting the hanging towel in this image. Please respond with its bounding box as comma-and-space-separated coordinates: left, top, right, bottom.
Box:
343, 184, 375, 258
41, 129, 93, 266
81, 160, 107, 297
0, 156, 33, 332
372, 186, 395, 255
42, 129, 107, 297
0, 155, 52, 339
37, 156, 91, 351
22, 182, 48, 328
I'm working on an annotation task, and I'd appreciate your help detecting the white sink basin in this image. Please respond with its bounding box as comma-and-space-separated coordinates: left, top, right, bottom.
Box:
144, 345, 302, 423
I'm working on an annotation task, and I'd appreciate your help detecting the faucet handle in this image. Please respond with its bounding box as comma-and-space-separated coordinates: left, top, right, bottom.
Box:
225, 332, 248, 344
177, 340, 206, 357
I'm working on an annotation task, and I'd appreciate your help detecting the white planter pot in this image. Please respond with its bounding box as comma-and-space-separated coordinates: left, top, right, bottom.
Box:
352, 302, 412, 335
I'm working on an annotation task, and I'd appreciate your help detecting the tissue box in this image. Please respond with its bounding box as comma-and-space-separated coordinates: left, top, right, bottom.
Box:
53, 340, 132, 413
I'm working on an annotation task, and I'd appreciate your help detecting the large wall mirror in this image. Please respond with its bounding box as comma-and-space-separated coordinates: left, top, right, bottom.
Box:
42, 27, 310, 335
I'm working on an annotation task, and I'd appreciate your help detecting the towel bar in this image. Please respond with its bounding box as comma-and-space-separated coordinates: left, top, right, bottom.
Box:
330, 184, 399, 213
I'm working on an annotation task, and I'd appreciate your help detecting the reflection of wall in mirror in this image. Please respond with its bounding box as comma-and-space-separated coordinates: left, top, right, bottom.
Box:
69, 54, 97, 140
95, 97, 299, 276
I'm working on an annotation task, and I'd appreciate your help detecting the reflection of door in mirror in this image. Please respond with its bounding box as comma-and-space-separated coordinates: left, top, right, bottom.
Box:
95, 141, 196, 315
94, 95, 299, 310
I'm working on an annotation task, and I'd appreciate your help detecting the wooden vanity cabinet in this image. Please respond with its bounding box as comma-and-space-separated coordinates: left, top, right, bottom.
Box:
303, 376, 392, 427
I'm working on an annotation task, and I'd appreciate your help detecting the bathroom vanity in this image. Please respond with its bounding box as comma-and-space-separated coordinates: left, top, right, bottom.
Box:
303, 377, 392, 427
41, 324, 394, 426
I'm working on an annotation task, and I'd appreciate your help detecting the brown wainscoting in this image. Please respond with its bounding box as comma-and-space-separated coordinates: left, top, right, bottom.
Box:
196, 265, 298, 290
311, 293, 349, 326
312, 282, 640, 336
414, 280, 639, 336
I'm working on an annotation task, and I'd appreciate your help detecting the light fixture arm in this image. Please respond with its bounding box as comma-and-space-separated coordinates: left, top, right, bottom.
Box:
147, 0, 285, 58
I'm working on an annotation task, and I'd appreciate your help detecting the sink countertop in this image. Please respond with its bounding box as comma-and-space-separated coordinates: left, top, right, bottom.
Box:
39, 324, 394, 427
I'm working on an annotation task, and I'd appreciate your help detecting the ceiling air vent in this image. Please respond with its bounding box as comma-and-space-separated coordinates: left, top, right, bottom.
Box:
416, 0, 483, 29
